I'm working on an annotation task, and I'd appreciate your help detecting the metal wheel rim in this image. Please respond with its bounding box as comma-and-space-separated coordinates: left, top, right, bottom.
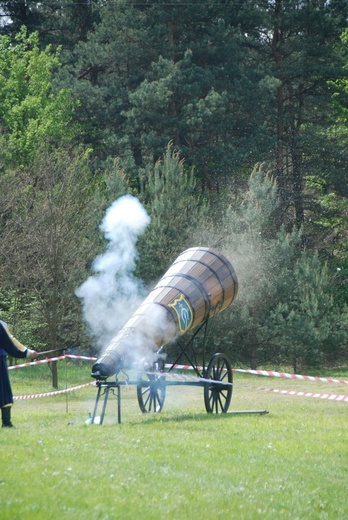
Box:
204, 353, 233, 413
137, 361, 166, 413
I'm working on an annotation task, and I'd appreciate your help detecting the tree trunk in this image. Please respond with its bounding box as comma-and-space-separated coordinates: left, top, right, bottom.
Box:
250, 346, 257, 370
168, 19, 175, 62
292, 149, 304, 229
289, 82, 305, 229
272, 0, 287, 226
50, 360, 58, 389
293, 355, 297, 374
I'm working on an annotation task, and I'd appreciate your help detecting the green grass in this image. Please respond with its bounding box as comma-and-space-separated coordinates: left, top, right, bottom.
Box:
1, 363, 347, 520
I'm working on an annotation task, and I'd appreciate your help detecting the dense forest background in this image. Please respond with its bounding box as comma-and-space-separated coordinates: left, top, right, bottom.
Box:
0, 0, 347, 373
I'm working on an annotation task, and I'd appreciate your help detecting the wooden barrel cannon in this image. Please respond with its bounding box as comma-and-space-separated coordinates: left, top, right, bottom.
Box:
91, 246, 238, 380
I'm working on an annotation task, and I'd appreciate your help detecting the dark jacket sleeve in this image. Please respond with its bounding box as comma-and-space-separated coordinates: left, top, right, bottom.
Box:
0, 322, 27, 359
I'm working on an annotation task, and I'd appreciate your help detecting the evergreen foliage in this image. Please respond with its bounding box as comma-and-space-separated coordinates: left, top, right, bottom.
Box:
271, 253, 348, 371
137, 143, 209, 282
216, 165, 348, 370
217, 165, 300, 368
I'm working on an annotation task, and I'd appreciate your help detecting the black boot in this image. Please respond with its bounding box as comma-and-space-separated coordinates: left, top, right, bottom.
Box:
1, 406, 14, 427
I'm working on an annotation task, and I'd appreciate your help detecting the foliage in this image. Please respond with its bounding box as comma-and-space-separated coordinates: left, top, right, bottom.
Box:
0, 146, 102, 353
0, 27, 77, 167
136, 143, 209, 282
216, 164, 347, 370
303, 27, 348, 307
0, 286, 46, 349
47, 0, 348, 215
271, 253, 348, 371
0, 5, 347, 369
330, 28, 348, 127
304, 174, 348, 305
217, 165, 298, 367
0, 0, 100, 49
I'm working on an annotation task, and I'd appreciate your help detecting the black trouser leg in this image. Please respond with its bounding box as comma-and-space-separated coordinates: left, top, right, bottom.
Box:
1, 406, 14, 427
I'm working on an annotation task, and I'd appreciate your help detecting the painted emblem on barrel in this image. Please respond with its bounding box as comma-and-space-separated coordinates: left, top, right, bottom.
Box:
168, 294, 194, 333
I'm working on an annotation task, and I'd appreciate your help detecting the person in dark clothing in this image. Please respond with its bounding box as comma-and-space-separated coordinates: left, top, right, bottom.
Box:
0, 320, 38, 427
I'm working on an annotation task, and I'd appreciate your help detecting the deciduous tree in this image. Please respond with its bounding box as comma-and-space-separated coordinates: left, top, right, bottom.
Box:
0, 147, 101, 385
0, 27, 77, 167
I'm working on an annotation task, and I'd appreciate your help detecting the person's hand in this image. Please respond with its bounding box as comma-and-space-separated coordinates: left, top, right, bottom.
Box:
27, 349, 38, 359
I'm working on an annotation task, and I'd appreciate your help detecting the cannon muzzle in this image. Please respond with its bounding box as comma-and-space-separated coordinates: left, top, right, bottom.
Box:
91, 247, 238, 379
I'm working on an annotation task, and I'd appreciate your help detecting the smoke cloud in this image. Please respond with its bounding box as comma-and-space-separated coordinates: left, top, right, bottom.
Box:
76, 195, 151, 349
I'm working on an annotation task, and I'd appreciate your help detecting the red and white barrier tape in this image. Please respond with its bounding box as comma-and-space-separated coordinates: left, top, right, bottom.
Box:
8, 354, 97, 370
233, 368, 348, 385
8, 354, 347, 402
164, 364, 348, 385
8, 356, 347, 385
65, 354, 97, 361
8, 355, 66, 369
13, 381, 95, 400
250, 386, 348, 402
156, 370, 346, 401
161, 372, 347, 401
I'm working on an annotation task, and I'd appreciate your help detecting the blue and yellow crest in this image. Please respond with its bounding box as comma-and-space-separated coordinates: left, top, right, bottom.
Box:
168, 294, 193, 333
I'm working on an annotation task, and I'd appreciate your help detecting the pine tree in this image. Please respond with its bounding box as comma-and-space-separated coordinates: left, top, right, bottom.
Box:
215, 163, 347, 370
271, 253, 348, 371
249, 0, 348, 228
136, 143, 208, 282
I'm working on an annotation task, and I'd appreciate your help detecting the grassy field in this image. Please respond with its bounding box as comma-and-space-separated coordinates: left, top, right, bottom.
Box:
0, 360, 347, 520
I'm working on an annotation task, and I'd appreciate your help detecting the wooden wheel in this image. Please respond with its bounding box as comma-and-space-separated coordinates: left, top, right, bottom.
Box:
137, 359, 166, 413
204, 353, 233, 413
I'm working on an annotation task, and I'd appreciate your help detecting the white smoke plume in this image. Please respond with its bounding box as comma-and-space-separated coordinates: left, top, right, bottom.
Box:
75, 195, 151, 349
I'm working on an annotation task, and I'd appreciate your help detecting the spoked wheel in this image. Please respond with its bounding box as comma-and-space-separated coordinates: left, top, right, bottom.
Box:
137, 359, 166, 413
204, 353, 233, 413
